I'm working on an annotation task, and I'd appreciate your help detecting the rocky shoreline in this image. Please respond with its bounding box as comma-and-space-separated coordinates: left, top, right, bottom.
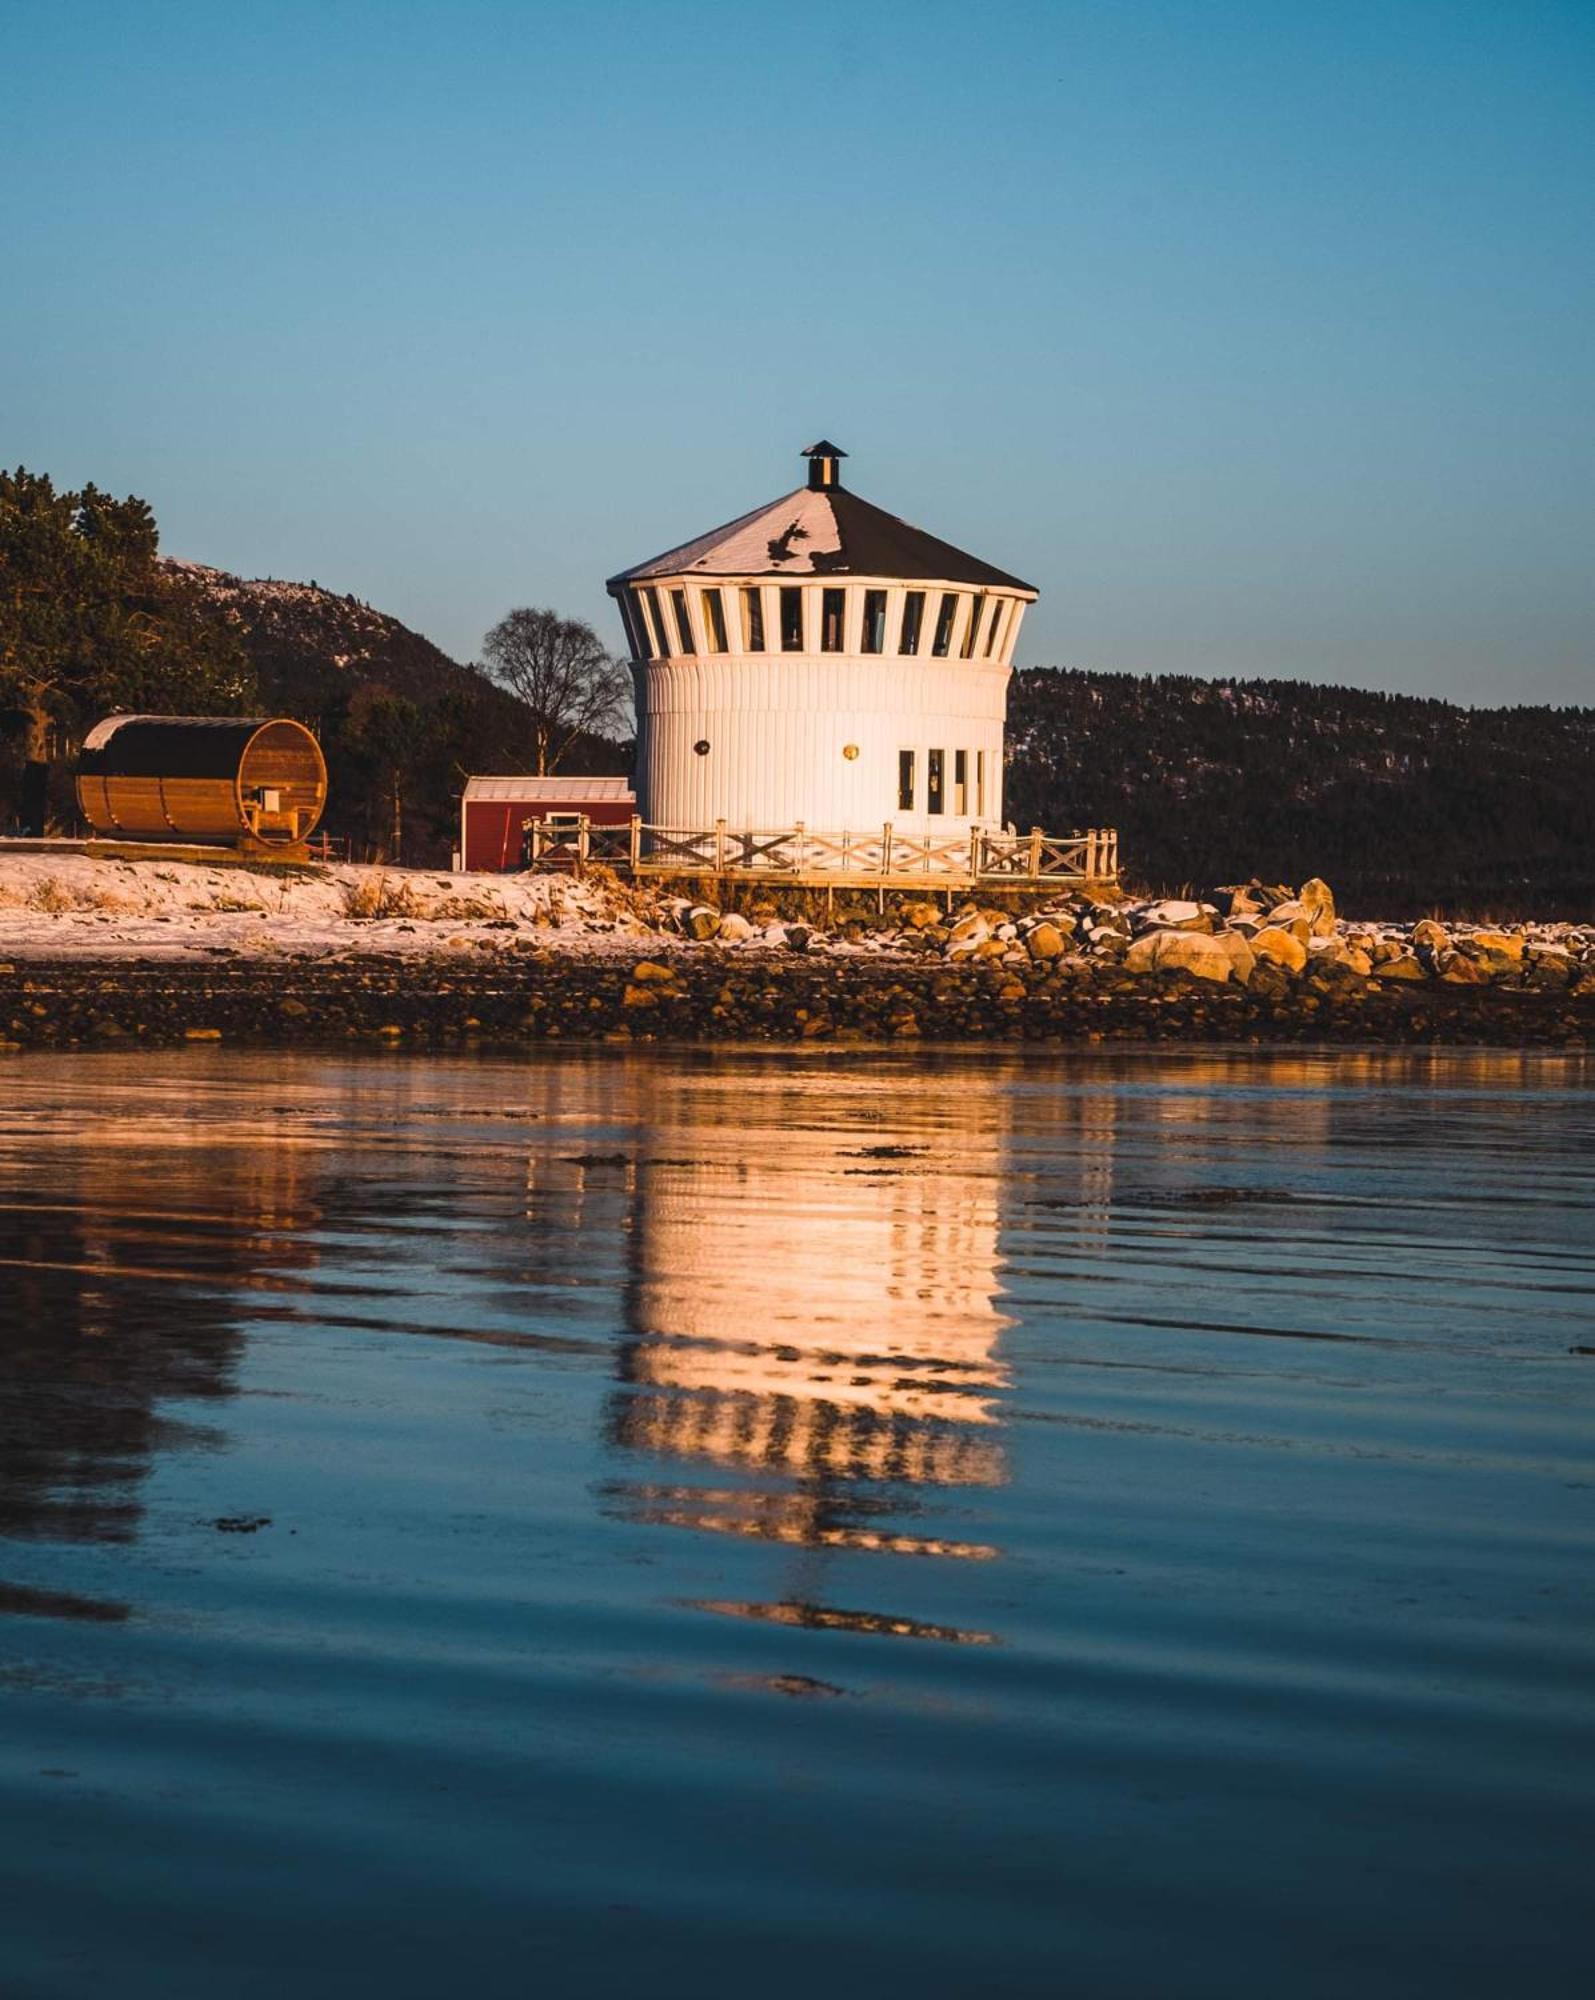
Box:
2, 859, 1591, 1049
3, 946, 1591, 1050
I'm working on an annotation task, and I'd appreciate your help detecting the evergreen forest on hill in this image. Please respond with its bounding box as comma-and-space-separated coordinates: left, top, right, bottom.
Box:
1006, 669, 1595, 917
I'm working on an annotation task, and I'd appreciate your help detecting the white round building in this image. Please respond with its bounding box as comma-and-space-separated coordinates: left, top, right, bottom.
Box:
607, 442, 1035, 840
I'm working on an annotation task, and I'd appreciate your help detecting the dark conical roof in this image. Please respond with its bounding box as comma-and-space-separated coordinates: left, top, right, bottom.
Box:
607, 467, 1035, 595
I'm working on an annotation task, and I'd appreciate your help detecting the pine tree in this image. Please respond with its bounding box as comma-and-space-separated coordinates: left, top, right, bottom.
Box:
0, 467, 254, 832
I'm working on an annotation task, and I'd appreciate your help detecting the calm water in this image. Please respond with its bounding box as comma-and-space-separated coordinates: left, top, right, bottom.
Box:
2, 1048, 1593, 1999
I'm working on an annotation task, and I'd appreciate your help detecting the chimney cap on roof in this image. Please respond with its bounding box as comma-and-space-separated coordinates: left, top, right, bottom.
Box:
801, 439, 847, 490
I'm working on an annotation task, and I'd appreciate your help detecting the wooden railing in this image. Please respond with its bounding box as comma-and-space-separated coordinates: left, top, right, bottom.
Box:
524, 817, 1119, 886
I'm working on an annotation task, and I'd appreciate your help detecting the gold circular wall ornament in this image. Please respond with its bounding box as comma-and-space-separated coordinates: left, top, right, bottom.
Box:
842, 743, 860, 760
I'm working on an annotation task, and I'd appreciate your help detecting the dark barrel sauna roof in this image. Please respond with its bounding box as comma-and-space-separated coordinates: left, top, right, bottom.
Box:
77, 714, 328, 845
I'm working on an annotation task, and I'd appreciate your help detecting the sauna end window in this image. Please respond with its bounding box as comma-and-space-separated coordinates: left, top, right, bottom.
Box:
861, 589, 887, 654
741, 587, 765, 651
672, 589, 695, 653
898, 591, 925, 655
898, 750, 915, 811
931, 594, 958, 657
821, 588, 846, 652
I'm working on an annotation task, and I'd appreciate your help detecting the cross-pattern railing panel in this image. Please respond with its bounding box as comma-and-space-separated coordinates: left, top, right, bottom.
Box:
521, 815, 1119, 884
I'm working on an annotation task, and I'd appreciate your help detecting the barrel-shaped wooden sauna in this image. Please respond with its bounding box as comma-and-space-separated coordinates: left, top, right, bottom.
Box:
77, 715, 328, 847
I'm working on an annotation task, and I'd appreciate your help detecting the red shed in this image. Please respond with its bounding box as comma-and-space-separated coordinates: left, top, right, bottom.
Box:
458, 775, 636, 873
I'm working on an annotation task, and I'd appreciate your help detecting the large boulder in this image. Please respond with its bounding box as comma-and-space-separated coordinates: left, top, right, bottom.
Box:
1263, 900, 1313, 943
1525, 947, 1573, 989
1298, 878, 1336, 936
1123, 929, 1233, 983
1308, 937, 1370, 974
1412, 919, 1450, 959
1025, 921, 1068, 961
717, 911, 755, 943
1438, 951, 1493, 986
1372, 952, 1427, 981
1252, 925, 1308, 974
1134, 899, 1216, 933
685, 905, 721, 941
1212, 883, 1266, 918
1461, 930, 1524, 963
1216, 930, 1257, 985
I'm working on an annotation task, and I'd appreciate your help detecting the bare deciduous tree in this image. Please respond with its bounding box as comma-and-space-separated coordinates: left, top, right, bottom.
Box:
479, 608, 630, 775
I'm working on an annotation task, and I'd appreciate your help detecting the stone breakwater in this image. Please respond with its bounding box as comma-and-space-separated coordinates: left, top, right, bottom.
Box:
2, 944, 1591, 1050
659, 873, 1595, 1000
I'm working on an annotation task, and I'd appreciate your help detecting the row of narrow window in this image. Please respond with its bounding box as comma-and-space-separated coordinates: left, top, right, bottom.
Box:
898, 747, 987, 818
624, 584, 1009, 663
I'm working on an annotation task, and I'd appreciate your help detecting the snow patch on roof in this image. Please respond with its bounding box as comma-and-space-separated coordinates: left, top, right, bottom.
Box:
463, 776, 634, 803
608, 485, 1035, 593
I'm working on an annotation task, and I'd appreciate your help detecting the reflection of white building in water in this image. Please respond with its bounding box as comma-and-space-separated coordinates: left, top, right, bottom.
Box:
552, 1078, 1022, 1584
607, 443, 1037, 839
617, 1146, 1011, 1497
515, 1068, 1126, 1630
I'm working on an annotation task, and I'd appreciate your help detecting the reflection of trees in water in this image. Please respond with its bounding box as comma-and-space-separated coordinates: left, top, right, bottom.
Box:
0, 1143, 315, 1550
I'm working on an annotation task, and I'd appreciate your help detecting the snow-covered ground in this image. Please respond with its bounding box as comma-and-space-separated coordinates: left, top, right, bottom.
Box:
0, 852, 658, 960
2, 850, 1590, 991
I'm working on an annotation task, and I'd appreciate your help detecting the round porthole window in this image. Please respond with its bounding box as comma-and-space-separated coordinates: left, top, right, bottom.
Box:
842, 743, 860, 760
693, 739, 711, 756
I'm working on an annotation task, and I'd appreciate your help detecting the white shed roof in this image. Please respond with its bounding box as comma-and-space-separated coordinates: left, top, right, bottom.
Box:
463, 775, 634, 803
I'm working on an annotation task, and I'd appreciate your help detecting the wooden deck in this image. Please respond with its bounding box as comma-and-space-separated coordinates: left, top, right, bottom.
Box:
523, 818, 1119, 889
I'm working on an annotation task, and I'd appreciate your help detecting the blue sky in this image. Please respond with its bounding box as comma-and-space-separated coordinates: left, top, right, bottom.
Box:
4, 0, 1592, 700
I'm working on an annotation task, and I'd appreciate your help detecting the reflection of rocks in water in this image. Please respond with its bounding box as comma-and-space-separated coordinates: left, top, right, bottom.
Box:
0, 1141, 314, 1552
